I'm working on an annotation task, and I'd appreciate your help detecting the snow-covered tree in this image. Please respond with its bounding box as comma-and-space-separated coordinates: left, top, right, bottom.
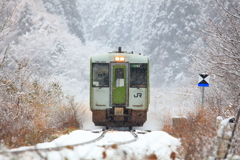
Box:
42, 0, 85, 43
77, 0, 213, 86
190, 0, 240, 113
0, 0, 16, 41
0, 0, 87, 148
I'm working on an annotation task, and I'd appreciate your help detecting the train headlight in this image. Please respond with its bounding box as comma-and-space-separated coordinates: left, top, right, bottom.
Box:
120, 57, 125, 61
115, 56, 120, 61
114, 56, 125, 62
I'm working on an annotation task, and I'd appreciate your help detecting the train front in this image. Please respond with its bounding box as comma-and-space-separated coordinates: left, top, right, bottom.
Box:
90, 48, 150, 129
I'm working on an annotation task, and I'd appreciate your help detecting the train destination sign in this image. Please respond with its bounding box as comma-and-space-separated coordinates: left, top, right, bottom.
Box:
198, 74, 210, 87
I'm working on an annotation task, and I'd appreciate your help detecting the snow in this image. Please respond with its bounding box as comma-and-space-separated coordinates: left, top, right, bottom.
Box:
216, 116, 235, 138
217, 116, 223, 121
1, 130, 181, 160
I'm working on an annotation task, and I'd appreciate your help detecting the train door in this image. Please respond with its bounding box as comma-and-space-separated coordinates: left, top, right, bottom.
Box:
110, 63, 129, 108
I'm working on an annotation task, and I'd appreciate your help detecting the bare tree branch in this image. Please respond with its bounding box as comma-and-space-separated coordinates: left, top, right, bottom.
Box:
216, 0, 240, 19
0, 44, 9, 68
0, 0, 17, 41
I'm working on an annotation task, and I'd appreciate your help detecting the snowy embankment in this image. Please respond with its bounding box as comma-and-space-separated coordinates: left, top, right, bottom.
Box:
1, 130, 180, 160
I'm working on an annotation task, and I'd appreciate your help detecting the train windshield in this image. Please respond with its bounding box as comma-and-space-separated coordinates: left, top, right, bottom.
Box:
92, 63, 109, 87
130, 63, 147, 88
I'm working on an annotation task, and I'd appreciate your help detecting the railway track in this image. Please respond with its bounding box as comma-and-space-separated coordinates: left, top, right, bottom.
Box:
99, 130, 138, 147
1, 129, 139, 154
1, 129, 107, 154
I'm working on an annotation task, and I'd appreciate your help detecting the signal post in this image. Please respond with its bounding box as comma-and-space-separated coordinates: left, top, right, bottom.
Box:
198, 73, 210, 108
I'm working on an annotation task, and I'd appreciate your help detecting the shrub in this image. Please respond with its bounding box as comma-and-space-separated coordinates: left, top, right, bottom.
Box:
163, 108, 217, 160
0, 60, 85, 148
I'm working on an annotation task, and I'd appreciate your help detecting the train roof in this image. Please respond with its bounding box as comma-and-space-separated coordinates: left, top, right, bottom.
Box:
91, 51, 149, 63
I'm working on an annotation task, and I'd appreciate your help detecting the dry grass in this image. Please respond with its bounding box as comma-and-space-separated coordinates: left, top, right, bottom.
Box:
146, 153, 158, 160
0, 51, 86, 149
0, 80, 85, 148
163, 108, 217, 160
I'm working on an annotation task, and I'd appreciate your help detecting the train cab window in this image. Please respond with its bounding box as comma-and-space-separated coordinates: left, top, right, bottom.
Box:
92, 63, 109, 87
116, 68, 124, 79
130, 64, 147, 88
115, 68, 124, 87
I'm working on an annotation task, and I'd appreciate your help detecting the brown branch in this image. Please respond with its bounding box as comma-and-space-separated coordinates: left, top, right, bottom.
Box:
0, 0, 18, 41
0, 45, 9, 68
216, 0, 240, 19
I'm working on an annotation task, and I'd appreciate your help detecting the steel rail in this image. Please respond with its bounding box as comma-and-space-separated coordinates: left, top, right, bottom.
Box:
99, 130, 138, 147
1, 129, 107, 154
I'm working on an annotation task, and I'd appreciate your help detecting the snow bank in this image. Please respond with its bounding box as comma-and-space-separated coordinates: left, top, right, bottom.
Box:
1, 130, 181, 160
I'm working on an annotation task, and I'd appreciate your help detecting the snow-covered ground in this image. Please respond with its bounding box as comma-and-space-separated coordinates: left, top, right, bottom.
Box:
1, 130, 180, 160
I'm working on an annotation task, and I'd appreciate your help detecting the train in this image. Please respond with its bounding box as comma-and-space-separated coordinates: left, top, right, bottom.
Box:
90, 47, 150, 129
